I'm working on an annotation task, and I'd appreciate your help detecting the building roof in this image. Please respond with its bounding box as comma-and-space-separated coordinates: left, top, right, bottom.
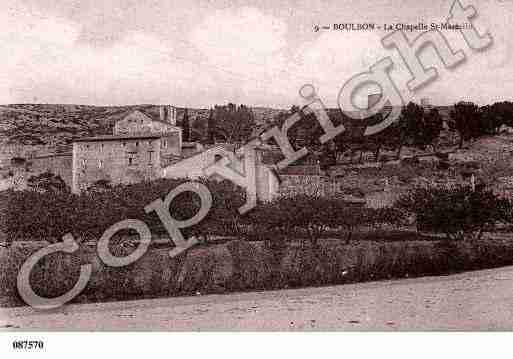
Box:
73, 134, 161, 143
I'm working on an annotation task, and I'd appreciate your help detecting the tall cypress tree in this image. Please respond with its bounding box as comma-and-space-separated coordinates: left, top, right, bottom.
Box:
207, 107, 216, 144
182, 108, 191, 142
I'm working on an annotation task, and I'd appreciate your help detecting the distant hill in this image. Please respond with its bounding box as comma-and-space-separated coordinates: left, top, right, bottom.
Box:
0, 103, 454, 150
0, 104, 287, 149
0, 104, 132, 148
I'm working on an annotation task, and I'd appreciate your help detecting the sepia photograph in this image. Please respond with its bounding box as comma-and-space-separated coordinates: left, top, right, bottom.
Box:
1, 0, 513, 356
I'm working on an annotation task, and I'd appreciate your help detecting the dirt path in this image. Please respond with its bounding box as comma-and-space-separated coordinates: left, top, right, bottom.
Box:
2, 266, 513, 331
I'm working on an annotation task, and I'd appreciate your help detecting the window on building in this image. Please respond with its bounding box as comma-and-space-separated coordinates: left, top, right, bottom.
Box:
128, 157, 133, 166
135, 141, 139, 147
98, 159, 103, 169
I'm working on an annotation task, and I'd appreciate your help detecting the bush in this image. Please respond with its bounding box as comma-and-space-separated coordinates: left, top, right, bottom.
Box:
396, 185, 512, 241
0, 178, 245, 244
27, 171, 69, 193
245, 195, 405, 246
5, 238, 513, 308
1, 179, 405, 247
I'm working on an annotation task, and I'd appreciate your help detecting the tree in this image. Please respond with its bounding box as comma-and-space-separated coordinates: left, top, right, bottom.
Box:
449, 101, 481, 148
273, 106, 343, 163
479, 105, 498, 135
190, 110, 207, 142
422, 108, 443, 152
390, 102, 443, 154
182, 108, 191, 142
214, 104, 255, 143
382, 120, 403, 159
246, 195, 404, 247
364, 112, 402, 161
2, 177, 246, 243
206, 108, 216, 144
397, 185, 512, 241
27, 171, 69, 193
328, 110, 368, 163
397, 102, 427, 147
479, 102, 513, 135
319, 141, 337, 174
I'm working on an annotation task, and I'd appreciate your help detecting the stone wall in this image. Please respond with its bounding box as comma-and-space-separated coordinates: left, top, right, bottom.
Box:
278, 175, 342, 197
0, 144, 47, 168
28, 154, 72, 187
277, 174, 405, 207
278, 164, 321, 175
0, 153, 73, 191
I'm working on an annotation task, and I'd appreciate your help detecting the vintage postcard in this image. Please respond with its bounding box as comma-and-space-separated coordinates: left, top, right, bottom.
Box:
0, 0, 512, 355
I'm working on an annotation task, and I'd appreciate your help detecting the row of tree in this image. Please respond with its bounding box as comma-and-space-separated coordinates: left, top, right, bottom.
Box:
450, 101, 513, 148
179, 100, 513, 164
8, 174, 512, 246
267, 101, 445, 164
180, 103, 256, 144
1, 178, 245, 244
2, 177, 406, 247
286, 100, 513, 164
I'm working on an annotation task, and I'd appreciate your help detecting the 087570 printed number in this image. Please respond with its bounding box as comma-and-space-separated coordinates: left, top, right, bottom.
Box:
12, 340, 44, 350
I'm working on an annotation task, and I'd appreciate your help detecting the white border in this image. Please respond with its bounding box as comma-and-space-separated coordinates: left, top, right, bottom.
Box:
0, 332, 511, 359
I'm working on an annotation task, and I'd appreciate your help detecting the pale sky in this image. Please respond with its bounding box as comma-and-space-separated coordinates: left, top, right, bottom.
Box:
1, 0, 512, 108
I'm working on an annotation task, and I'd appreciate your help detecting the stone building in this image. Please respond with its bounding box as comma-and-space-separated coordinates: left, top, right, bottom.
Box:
71, 106, 184, 192
160, 144, 280, 203
72, 134, 162, 192
113, 108, 182, 163
71, 106, 281, 202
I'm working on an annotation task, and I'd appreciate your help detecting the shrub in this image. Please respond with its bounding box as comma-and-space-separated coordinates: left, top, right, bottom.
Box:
6, 238, 513, 308
0, 178, 245, 244
1, 178, 405, 247
396, 185, 512, 241
245, 195, 405, 246
27, 171, 69, 193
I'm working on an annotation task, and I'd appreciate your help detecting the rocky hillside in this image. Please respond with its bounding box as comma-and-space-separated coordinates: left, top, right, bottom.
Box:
0, 104, 286, 150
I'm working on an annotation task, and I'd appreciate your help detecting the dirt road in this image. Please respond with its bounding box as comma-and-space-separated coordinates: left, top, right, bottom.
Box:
2, 266, 513, 330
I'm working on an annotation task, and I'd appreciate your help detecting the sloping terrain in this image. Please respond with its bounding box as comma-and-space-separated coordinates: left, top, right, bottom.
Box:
0, 104, 285, 148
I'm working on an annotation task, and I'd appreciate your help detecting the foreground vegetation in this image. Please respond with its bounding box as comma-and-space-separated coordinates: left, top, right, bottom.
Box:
1, 179, 513, 307
3, 236, 513, 308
